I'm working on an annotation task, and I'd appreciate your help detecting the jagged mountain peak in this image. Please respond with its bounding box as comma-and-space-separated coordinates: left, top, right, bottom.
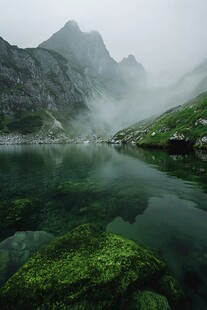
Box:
39, 21, 119, 81
64, 20, 80, 29
119, 54, 144, 70
124, 54, 137, 62
119, 54, 145, 82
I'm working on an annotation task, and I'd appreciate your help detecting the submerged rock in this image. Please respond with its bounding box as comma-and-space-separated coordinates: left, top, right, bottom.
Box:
127, 290, 171, 310
0, 198, 41, 234
0, 224, 185, 309
0, 231, 54, 287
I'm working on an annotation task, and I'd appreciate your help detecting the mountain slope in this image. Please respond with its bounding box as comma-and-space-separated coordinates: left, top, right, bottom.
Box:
0, 36, 91, 116
0, 36, 94, 142
111, 92, 207, 149
172, 59, 207, 103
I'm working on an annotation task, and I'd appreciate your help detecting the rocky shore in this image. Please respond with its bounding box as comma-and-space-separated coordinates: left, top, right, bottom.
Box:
0, 132, 106, 145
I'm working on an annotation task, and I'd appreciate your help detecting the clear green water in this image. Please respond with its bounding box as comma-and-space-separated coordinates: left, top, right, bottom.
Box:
0, 144, 207, 309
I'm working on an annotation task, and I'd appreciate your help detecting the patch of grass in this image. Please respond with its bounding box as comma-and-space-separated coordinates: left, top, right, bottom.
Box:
6, 112, 44, 134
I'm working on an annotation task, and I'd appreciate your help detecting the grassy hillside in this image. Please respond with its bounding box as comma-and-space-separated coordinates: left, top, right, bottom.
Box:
112, 92, 207, 149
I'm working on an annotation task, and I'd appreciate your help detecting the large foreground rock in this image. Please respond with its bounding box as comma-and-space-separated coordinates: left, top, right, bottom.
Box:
0, 224, 185, 309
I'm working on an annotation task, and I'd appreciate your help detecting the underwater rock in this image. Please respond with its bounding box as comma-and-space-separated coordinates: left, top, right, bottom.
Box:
0, 231, 54, 287
0, 224, 185, 309
0, 198, 41, 234
157, 274, 185, 308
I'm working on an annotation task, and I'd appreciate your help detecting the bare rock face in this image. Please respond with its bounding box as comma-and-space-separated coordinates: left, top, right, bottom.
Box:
0, 36, 90, 116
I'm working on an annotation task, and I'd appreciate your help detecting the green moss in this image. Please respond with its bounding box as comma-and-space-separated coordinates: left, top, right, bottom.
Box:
6, 114, 43, 134
157, 274, 186, 309
128, 290, 171, 310
56, 181, 106, 207
0, 224, 167, 309
0, 197, 41, 233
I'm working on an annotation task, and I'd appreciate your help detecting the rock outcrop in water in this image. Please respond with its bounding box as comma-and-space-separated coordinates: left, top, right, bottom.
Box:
0, 224, 185, 309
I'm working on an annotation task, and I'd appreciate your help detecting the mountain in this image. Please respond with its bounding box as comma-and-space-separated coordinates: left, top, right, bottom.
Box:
40, 21, 118, 78
39, 21, 145, 98
110, 92, 207, 149
0, 36, 93, 142
172, 59, 207, 104
119, 54, 146, 81
0, 36, 90, 116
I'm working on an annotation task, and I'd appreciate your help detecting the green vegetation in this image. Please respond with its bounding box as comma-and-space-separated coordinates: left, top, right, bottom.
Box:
0, 111, 46, 134
157, 274, 185, 308
0, 224, 185, 309
7, 114, 43, 134
112, 92, 207, 149
128, 290, 171, 310
0, 198, 41, 234
54, 180, 148, 228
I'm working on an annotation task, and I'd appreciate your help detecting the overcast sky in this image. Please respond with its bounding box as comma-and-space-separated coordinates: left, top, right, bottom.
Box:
1, 0, 207, 80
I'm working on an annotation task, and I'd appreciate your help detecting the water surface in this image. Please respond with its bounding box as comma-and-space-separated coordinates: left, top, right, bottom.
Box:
0, 144, 207, 309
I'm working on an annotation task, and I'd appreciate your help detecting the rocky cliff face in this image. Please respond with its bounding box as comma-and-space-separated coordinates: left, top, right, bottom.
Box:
0, 36, 90, 116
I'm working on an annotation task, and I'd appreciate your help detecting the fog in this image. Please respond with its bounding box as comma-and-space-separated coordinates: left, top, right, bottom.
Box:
1, 0, 207, 135
71, 83, 185, 137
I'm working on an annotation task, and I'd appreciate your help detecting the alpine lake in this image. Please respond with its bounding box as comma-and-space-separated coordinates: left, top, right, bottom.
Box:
0, 143, 207, 309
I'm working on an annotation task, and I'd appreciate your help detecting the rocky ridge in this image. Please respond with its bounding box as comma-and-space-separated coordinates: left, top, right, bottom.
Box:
0, 36, 90, 116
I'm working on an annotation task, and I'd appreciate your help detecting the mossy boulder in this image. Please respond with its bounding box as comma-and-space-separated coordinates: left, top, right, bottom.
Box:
127, 290, 171, 310
56, 180, 105, 205
54, 181, 148, 227
0, 198, 41, 234
157, 274, 185, 309
0, 224, 185, 309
